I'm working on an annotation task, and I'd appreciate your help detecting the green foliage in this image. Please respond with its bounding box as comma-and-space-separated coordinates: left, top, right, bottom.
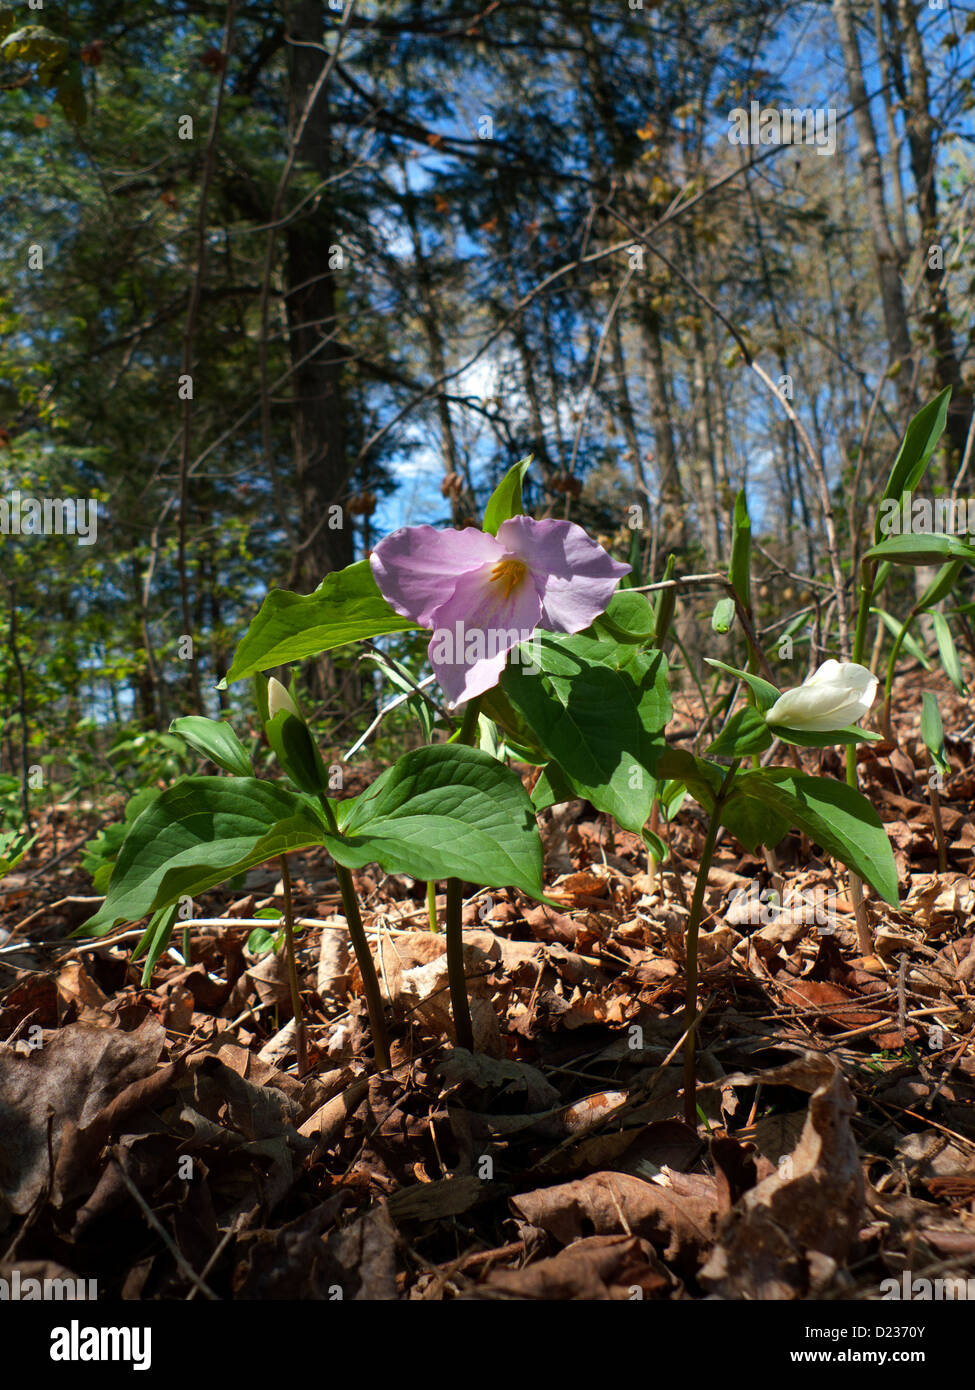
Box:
170, 717, 253, 778
503, 627, 671, 832
482, 456, 532, 535
221, 562, 417, 685
865, 533, 975, 566
920, 693, 950, 778
330, 744, 548, 898
876, 387, 952, 531
931, 612, 968, 695
0, 828, 36, 879
730, 770, 899, 906
81, 779, 326, 934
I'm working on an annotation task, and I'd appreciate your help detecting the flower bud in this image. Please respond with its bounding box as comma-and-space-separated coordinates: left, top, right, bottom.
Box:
765, 660, 877, 732
267, 676, 299, 720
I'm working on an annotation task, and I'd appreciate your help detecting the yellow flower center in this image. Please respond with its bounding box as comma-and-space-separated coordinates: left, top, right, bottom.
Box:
489, 556, 528, 599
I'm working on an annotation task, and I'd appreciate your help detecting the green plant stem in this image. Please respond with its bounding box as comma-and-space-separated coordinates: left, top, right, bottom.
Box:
445, 878, 473, 1050
928, 779, 948, 874
444, 694, 482, 1051
318, 795, 391, 1071
182, 922, 191, 967
846, 558, 876, 784
683, 760, 739, 1127
457, 697, 481, 745
279, 855, 308, 1077
427, 879, 438, 932
845, 558, 878, 956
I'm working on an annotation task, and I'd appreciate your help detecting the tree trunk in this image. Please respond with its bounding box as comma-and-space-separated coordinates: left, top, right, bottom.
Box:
833, 0, 915, 415
283, 0, 354, 595
892, 0, 971, 470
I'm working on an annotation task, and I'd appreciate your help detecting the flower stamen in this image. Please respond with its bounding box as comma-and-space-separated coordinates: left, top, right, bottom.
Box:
489, 556, 528, 599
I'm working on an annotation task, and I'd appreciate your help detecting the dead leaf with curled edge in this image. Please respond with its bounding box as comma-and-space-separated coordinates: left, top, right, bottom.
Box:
511, 1169, 718, 1272
698, 1059, 863, 1298
902, 873, 975, 935
378, 931, 501, 1054
472, 1234, 675, 1300
0, 1017, 167, 1221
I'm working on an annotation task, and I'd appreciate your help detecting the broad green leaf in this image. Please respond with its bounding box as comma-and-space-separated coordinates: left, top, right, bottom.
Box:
711, 596, 736, 634
170, 716, 253, 777
502, 632, 671, 831
220, 561, 417, 686
591, 589, 655, 643
931, 612, 968, 695
483, 455, 532, 535
80, 778, 326, 934
705, 658, 780, 712
920, 692, 949, 777
705, 705, 772, 758
329, 744, 548, 899
767, 723, 883, 749
864, 533, 975, 567
877, 387, 952, 532
731, 769, 899, 905
720, 789, 791, 854
870, 607, 932, 669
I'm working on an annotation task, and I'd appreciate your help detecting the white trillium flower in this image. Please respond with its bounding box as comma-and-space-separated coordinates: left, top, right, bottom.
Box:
764, 660, 878, 732
267, 676, 299, 720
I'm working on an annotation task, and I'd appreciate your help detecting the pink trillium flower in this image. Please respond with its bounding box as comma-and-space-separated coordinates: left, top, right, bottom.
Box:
369, 516, 630, 706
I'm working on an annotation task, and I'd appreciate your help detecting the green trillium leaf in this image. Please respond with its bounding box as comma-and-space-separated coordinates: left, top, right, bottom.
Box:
79, 778, 326, 935
220, 561, 417, 686
328, 744, 549, 900
170, 716, 254, 777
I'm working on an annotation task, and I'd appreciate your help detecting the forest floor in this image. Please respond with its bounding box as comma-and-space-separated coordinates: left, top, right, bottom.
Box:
1, 661, 974, 1301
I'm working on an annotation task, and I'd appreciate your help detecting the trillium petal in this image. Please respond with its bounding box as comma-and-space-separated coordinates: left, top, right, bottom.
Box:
498, 516, 629, 633
425, 562, 542, 707
766, 660, 878, 731
369, 524, 503, 627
